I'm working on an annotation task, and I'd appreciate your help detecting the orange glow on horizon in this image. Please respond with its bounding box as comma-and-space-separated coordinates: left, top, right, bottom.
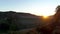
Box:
43, 16, 49, 19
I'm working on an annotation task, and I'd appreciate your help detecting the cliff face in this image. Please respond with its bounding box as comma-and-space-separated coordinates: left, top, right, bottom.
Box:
0, 11, 41, 30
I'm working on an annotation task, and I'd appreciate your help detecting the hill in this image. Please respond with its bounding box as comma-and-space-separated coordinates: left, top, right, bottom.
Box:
0, 11, 42, 31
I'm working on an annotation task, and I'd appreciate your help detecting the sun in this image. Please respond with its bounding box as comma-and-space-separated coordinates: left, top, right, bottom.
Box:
38, 11, 55, 18
41, 13, 49, 18
40, 11, 55, 18
43, 16, 48, 18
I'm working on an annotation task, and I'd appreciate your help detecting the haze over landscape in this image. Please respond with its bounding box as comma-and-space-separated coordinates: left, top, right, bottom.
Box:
0, 0, 60, 16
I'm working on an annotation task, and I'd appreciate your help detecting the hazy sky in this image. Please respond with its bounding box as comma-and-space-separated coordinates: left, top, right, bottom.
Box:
0, 0, 60, 16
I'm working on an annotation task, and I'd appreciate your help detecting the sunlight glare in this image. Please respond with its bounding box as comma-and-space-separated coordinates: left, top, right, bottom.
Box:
43, 16, 48, 18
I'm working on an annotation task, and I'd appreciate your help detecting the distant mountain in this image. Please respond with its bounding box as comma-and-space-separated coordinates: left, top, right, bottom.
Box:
0, 11, 42, 30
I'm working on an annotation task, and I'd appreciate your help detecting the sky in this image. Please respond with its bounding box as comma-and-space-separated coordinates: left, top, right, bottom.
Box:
0, 0, 60, 16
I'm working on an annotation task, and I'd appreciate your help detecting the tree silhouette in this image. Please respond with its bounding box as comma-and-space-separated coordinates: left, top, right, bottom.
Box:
50, 5, 60, 34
